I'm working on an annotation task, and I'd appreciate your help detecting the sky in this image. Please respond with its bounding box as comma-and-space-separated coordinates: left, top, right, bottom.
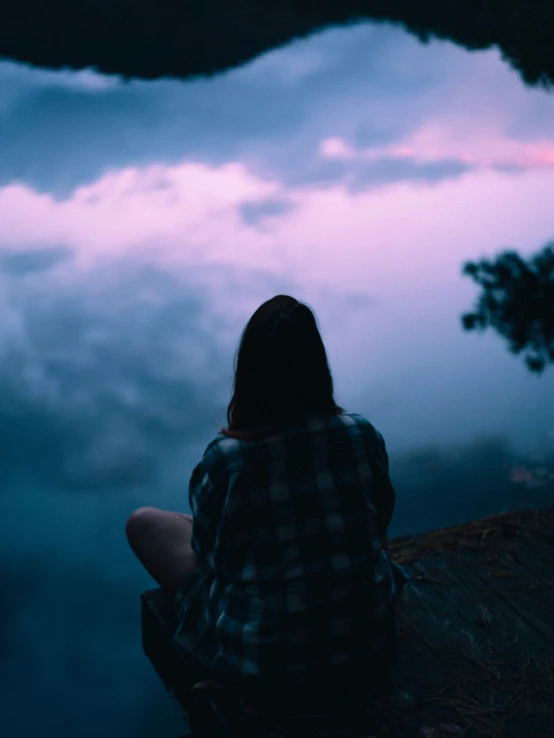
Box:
1, 19, 554, 738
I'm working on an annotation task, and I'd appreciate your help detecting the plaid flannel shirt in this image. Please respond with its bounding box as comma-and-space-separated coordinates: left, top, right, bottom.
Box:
173, 411, 402, 680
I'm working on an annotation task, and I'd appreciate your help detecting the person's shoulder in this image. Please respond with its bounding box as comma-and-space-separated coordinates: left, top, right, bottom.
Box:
201, 432, 245, 469
338, 411, 385, 445
200, 433, 231, 456
202, 432, 228, 453
336, 410, 375, 431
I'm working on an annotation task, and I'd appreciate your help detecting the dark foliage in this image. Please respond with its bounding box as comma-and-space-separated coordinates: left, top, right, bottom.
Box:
461, 243, 554, 373
0, 1, 554, 87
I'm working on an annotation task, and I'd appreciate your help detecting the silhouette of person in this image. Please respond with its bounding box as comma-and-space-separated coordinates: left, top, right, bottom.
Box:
126, 295, 407, 699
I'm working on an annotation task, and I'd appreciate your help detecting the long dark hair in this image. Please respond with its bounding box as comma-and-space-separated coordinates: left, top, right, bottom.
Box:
221, 295, 343, 440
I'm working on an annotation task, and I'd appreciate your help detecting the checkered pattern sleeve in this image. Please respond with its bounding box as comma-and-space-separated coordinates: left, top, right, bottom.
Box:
187, 439, 227, 567
355, 418, 396, 539
371, 431, 396, 537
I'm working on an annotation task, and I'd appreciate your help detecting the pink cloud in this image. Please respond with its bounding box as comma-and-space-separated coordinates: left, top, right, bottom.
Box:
0, 155, 553, 308
0, 161, 285, 271
1, 149, 553, 457
320, 125, 554, 171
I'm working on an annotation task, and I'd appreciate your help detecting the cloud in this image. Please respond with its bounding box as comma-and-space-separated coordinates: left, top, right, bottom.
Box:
350, 157, 471, 192
1, 148, 554, 312
0, 171, 311, 495
0, 245, 73, 274
0, 162, 285, 273
239, 196, 297, 226
320, 127, 554, 178
0, 20, 553, 197
0, 258, 234, 495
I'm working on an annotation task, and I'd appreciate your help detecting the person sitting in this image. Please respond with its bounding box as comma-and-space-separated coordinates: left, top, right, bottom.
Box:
126, 294, 406, 711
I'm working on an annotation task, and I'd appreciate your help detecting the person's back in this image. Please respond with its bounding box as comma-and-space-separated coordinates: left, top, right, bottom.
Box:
173, 410, 399, 683
126, 294, 405, 698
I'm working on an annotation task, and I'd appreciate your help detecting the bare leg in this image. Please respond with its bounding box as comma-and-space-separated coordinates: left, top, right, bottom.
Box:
126, 507, 198, 597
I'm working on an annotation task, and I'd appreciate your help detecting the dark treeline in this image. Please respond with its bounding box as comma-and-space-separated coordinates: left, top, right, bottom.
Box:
1, 1, 554, 87
461, 243, 554, 374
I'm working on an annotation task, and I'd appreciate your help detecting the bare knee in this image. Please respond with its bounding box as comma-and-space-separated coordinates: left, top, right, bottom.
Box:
126, 506, 159, 547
